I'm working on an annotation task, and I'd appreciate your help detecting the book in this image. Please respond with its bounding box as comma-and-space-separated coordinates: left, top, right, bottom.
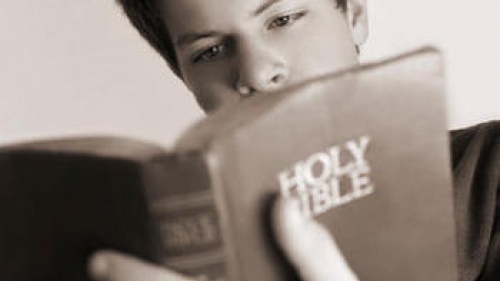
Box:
0, 47, 457, 281
0, 138, 167, 281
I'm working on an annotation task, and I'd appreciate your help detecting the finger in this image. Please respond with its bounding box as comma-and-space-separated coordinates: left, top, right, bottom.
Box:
272, 196, 359, 281
88, 250, 192, 281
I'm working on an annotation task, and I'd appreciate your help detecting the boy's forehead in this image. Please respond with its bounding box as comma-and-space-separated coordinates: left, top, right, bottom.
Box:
159, 0, 290, 34
160, 0, 279, 14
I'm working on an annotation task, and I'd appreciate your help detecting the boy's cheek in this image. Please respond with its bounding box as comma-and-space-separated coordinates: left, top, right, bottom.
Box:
193, 83, 241, 113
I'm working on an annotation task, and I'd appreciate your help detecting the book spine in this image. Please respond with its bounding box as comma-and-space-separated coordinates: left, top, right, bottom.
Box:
142, 151, 227, 281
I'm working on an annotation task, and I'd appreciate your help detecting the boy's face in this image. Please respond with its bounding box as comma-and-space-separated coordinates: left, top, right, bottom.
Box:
159, 0, 368, 112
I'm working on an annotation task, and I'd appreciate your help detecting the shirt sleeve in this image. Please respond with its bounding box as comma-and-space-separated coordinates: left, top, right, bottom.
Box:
451, 121, 500, 281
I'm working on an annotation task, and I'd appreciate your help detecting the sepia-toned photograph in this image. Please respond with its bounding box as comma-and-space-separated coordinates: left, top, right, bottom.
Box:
0, 1, 498, 280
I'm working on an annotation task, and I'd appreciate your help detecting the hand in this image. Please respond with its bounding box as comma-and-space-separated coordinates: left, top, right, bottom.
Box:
88, 197, 358, 281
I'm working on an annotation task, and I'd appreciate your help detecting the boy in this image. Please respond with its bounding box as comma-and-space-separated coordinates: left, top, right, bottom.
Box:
89, 0, 499, 280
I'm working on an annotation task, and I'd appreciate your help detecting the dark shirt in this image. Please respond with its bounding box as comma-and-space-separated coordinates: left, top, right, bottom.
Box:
451, 121, 499, 281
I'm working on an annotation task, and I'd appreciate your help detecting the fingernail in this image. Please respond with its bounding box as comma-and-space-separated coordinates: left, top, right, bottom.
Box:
286, 196, 314, 221
282, 194, 298, 205
88, 251, 109, 280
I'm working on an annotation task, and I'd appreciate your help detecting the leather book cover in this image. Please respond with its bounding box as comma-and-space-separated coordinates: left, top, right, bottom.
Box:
0, 138, 169, 281
170, 46, 457, 281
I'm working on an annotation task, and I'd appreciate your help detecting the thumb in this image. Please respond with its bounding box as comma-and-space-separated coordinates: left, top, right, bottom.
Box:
272, 196, 359, 281
88, 250, 192, 281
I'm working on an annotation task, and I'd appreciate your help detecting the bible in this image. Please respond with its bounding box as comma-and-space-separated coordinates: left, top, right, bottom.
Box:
0, 47, 457, 281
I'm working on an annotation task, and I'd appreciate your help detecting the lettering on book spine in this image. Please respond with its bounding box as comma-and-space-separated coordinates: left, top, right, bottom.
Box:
150, 192, 226, 281
161, 212, 219, 254
278, 135, 374, 217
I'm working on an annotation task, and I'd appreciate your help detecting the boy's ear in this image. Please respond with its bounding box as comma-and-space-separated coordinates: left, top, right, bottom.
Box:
346, 0, 369, 47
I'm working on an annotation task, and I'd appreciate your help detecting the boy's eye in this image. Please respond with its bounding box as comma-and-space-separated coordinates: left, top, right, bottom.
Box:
268, 11, 306, 30
193, 44, 226, 63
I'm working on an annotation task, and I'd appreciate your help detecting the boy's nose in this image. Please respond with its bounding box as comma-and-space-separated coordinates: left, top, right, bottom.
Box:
234, 40, 289, 96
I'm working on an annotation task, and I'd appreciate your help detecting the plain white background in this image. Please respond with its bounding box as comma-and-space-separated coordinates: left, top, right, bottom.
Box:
0, 0, 499, 147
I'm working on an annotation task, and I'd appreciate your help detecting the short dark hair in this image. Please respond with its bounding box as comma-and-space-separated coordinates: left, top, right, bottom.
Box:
116, 0, 348, 77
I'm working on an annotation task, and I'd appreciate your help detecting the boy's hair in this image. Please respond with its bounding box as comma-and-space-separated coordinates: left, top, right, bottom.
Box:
116, 0, 348, 77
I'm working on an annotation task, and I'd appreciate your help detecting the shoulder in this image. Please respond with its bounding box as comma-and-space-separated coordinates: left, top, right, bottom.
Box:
449, 121, 499, 281
450, 120, 499, 169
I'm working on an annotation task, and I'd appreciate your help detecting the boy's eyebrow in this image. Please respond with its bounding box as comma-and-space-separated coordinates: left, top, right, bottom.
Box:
252, 0, 285, 17
174, 0, 284, 47
175, 31, 220, 47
